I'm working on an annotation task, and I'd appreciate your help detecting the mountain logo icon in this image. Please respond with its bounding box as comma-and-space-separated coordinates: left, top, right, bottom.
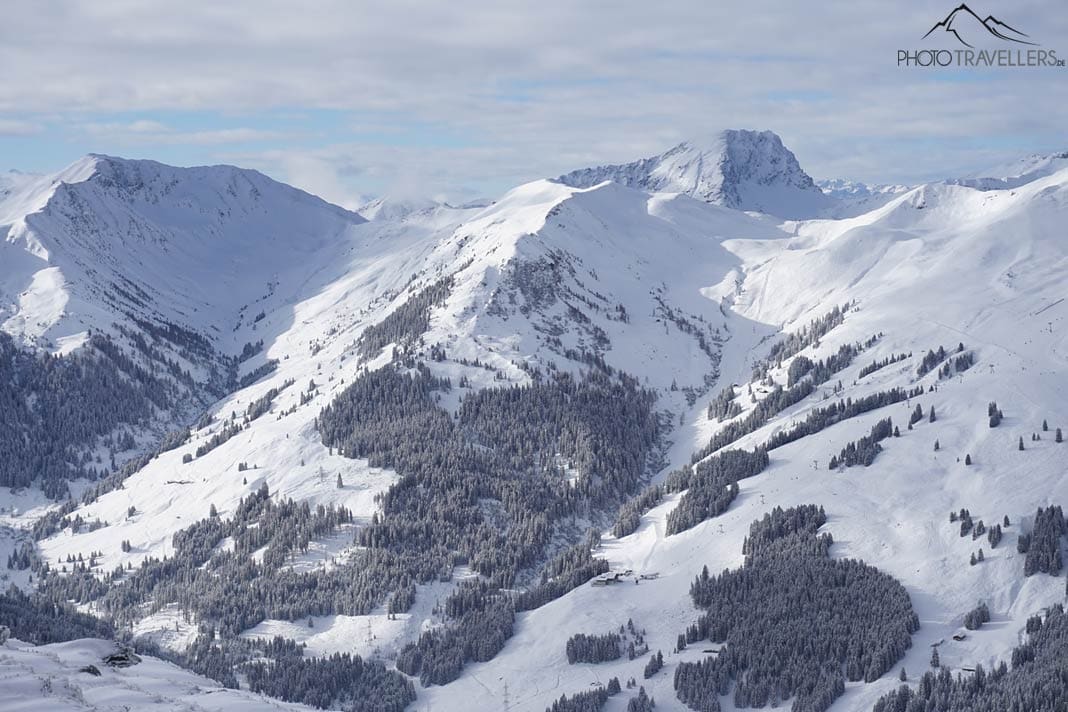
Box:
922, 4, 1038, 48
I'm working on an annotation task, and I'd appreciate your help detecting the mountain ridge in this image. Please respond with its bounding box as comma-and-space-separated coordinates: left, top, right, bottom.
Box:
1, 153, 367, 353
557, 129, 833, 219
3, 139, 1068, 712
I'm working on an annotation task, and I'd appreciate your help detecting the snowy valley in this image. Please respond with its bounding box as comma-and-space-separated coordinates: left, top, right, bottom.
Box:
1, 130, 1067, 712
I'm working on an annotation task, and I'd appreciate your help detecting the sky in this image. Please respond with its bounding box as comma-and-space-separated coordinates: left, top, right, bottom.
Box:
1, 0, 1067, 207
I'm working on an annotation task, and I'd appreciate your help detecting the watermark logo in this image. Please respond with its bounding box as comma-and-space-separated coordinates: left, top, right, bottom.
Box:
922, 4, 1034, 48
898, 3, 1064, 68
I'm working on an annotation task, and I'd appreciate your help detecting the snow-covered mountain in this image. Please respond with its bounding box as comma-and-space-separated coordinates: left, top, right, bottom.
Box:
949, 151, 1068, 191
0, 154, 365, 352
557, 129, 833, 219
817, 178, 912, 216
818, 177, 910, 198
418, 163, 1068, 711
3, 136, 1068, 712
0, 155, 382, 500
357, 195, 444, 221
0, 170, 36, 201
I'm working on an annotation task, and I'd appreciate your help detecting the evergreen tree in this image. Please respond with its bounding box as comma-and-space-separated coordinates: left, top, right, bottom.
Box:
627, 687, 655, 712
827, 418, 894, 469
674, 505, 918, 712
964, 601, 991, 630
988, 524, 1003, 549
910, 404, 924, 426
1023, 506, 1065, 576
874, 605, 1068, 712
565, 632, 622, 664
643, 650, 664, 679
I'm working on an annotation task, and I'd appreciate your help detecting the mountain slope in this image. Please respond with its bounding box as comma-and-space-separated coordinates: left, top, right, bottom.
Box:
25, 177, 788, 601
0, 155, 376, 496
420, 166, 1068, 712
417, 178, 792, 393
357, 195, 445, 222
1, 155, 365, 352
3, 144, 1068, 712
950, 151, 1068, 191
0, 637, 317, 712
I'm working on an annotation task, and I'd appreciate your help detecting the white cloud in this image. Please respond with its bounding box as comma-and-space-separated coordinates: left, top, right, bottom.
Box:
224, 144, 497, 207
0, 119, 42, 136
266, 152, 370, 209
126, 120, 169, 133
2, 1, 1066, 189
80, 121, 286, 145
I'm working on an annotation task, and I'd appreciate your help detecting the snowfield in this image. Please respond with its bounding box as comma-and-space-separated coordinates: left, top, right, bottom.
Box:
0, 636, 317, 711
2, 131, 1067, 711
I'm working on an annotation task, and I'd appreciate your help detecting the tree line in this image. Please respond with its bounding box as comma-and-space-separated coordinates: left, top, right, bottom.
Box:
545, 678, 622, 712
244, 638, 415, 711
666, 448, 768, 535
872, 604, 1068, 712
